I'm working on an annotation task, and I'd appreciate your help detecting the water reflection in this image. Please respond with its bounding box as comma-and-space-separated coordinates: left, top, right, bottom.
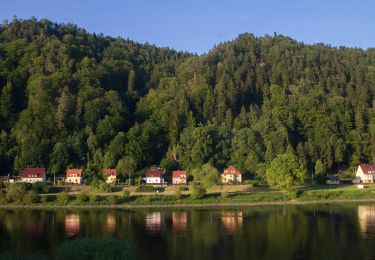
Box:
65, 214, 80, 237
221, 211, 243, 233
172, 211, 187, 231
146, 212, 161, 232
106, 214, 116, 233
358, 205, 375, 235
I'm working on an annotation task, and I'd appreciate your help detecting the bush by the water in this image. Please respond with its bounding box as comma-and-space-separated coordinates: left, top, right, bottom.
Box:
107, 195, 117, 205
5, 184, 27, 203
56, 238, 138, 260
76, 192, 89, 203
89, 194, 98, 203
175, 189, 182, 200
135, 185, 155, 192
56, 192, 69, 204
220, 191, 229, 199
244, 180, 260, 187
122, 188, 130, 199
286, 189, 302, 200
99, 183, 112, 193
191, 184, 206, 200
23, 190, 40, 204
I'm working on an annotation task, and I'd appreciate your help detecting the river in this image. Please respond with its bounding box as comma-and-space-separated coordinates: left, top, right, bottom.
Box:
0, 204, 375, 259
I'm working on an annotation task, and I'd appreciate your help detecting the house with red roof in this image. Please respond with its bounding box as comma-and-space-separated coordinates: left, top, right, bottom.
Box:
356, 164, 375, 184
103, 168, 117, 184
221, 166, 242, 184
172, 170, 188, 185
145, 167, 165, 185
66, 169, 84, 184
20, 168, 46, 183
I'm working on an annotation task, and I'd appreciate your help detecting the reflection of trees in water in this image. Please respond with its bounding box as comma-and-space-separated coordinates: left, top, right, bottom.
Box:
358, 205, 375, 235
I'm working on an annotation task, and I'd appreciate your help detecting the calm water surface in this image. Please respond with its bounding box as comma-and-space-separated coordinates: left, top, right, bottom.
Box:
1, 204, 375, 259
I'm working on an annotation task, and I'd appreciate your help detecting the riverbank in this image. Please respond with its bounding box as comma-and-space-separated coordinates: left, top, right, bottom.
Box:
2, 198, 375, 209
2, 184, 375, 209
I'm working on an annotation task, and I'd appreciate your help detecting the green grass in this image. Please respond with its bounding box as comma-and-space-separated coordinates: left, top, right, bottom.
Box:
2, 185, 375, 207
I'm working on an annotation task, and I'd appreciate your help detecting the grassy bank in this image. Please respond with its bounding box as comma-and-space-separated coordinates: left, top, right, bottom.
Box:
2, 184, 375, 208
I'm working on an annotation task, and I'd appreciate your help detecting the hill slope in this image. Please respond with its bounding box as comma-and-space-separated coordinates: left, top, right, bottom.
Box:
0, 18, 374, 180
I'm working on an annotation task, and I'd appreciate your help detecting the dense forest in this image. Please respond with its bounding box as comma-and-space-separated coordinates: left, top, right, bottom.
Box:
0, 17, 375, 181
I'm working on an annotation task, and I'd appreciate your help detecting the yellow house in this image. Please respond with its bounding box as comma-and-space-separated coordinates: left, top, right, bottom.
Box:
221, 166, 242, 184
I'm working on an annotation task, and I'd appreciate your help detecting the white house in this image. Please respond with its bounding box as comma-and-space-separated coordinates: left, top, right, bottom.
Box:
221, 165, 242, 184
103, 168, 117, 184
66, 169, 84, 184
20, 168, 46, 183
145, 168, 165, 185
356, 164, 375, 184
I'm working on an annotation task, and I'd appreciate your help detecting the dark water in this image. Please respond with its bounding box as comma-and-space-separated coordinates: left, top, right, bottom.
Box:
1, 204, 375, 259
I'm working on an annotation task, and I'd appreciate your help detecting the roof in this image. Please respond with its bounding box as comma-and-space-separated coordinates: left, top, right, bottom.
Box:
146, 169, 164, 178
103, 168, 117, 176
223, 165, 241, 175
21, 168, 46, 178
66, 169, 83, 177
0, 176, 9, 182
173, 171, 187, 178
359, 164, 375, 174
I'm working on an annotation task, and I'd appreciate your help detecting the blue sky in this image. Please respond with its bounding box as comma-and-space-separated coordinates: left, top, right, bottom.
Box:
1, 0, 374, 54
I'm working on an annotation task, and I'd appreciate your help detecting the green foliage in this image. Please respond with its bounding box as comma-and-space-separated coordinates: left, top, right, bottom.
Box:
89, 193, 98, 203
23, 190, 40, 204
244, 179, 260, 187
175, 189, 182, 200
135, 185, 155, 192
56, 192, 69, 204
220, 191, 229, 199
190, 184, 207, 200
5, 183, 27, 203
76, 192, 89, 203
106, 195, 117, 205
1, 17, 375, 182
122, 188, 130, 198
56, 238, 138, 260
191, 163, 220, 188
265, 154, 307, 191
99, 182, 112, 193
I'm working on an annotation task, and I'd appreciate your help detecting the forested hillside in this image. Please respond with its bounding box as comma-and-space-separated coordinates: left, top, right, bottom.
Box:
1, 18, 375, 181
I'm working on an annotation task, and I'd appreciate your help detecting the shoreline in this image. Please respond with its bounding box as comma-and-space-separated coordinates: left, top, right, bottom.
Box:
1, 198, 375, 209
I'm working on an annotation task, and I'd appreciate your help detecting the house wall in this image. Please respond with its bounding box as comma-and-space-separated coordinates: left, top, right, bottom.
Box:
66, 177, 83, 184
106, 176, 116, 184
173, 177, 186, 185
21, 177, 45, 183
146, 177, 163, 184
221, 174, 242, 184
356, 167, 374, 184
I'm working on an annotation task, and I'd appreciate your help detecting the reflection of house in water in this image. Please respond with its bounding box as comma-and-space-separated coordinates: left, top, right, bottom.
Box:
65, 214, 80, 237
146, 212, 161, 232
106, 214, 116, 233
172, 212, 187, 231
358, 205, 375, 235
221, 211, 243, 233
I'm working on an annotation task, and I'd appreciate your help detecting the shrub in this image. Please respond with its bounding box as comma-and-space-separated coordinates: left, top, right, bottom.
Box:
76, 192, 89, 203
191, 184, 206, 200
122, 188, 130, 198
175, 189, 182, 200
135, 185, 154, 192
5, 184, 27, 202
23, 190, 40, 204
99, 183, 111, 193
286, 189, 301, 200
89, 194, 98, 203
178, 186, 188, 191
107, 195, 117, 205
40, 195, 48, 204
244, 180, 260, 187
56, 192, 69, 204
220, 191, 229, 199
32, 182, 49, 193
